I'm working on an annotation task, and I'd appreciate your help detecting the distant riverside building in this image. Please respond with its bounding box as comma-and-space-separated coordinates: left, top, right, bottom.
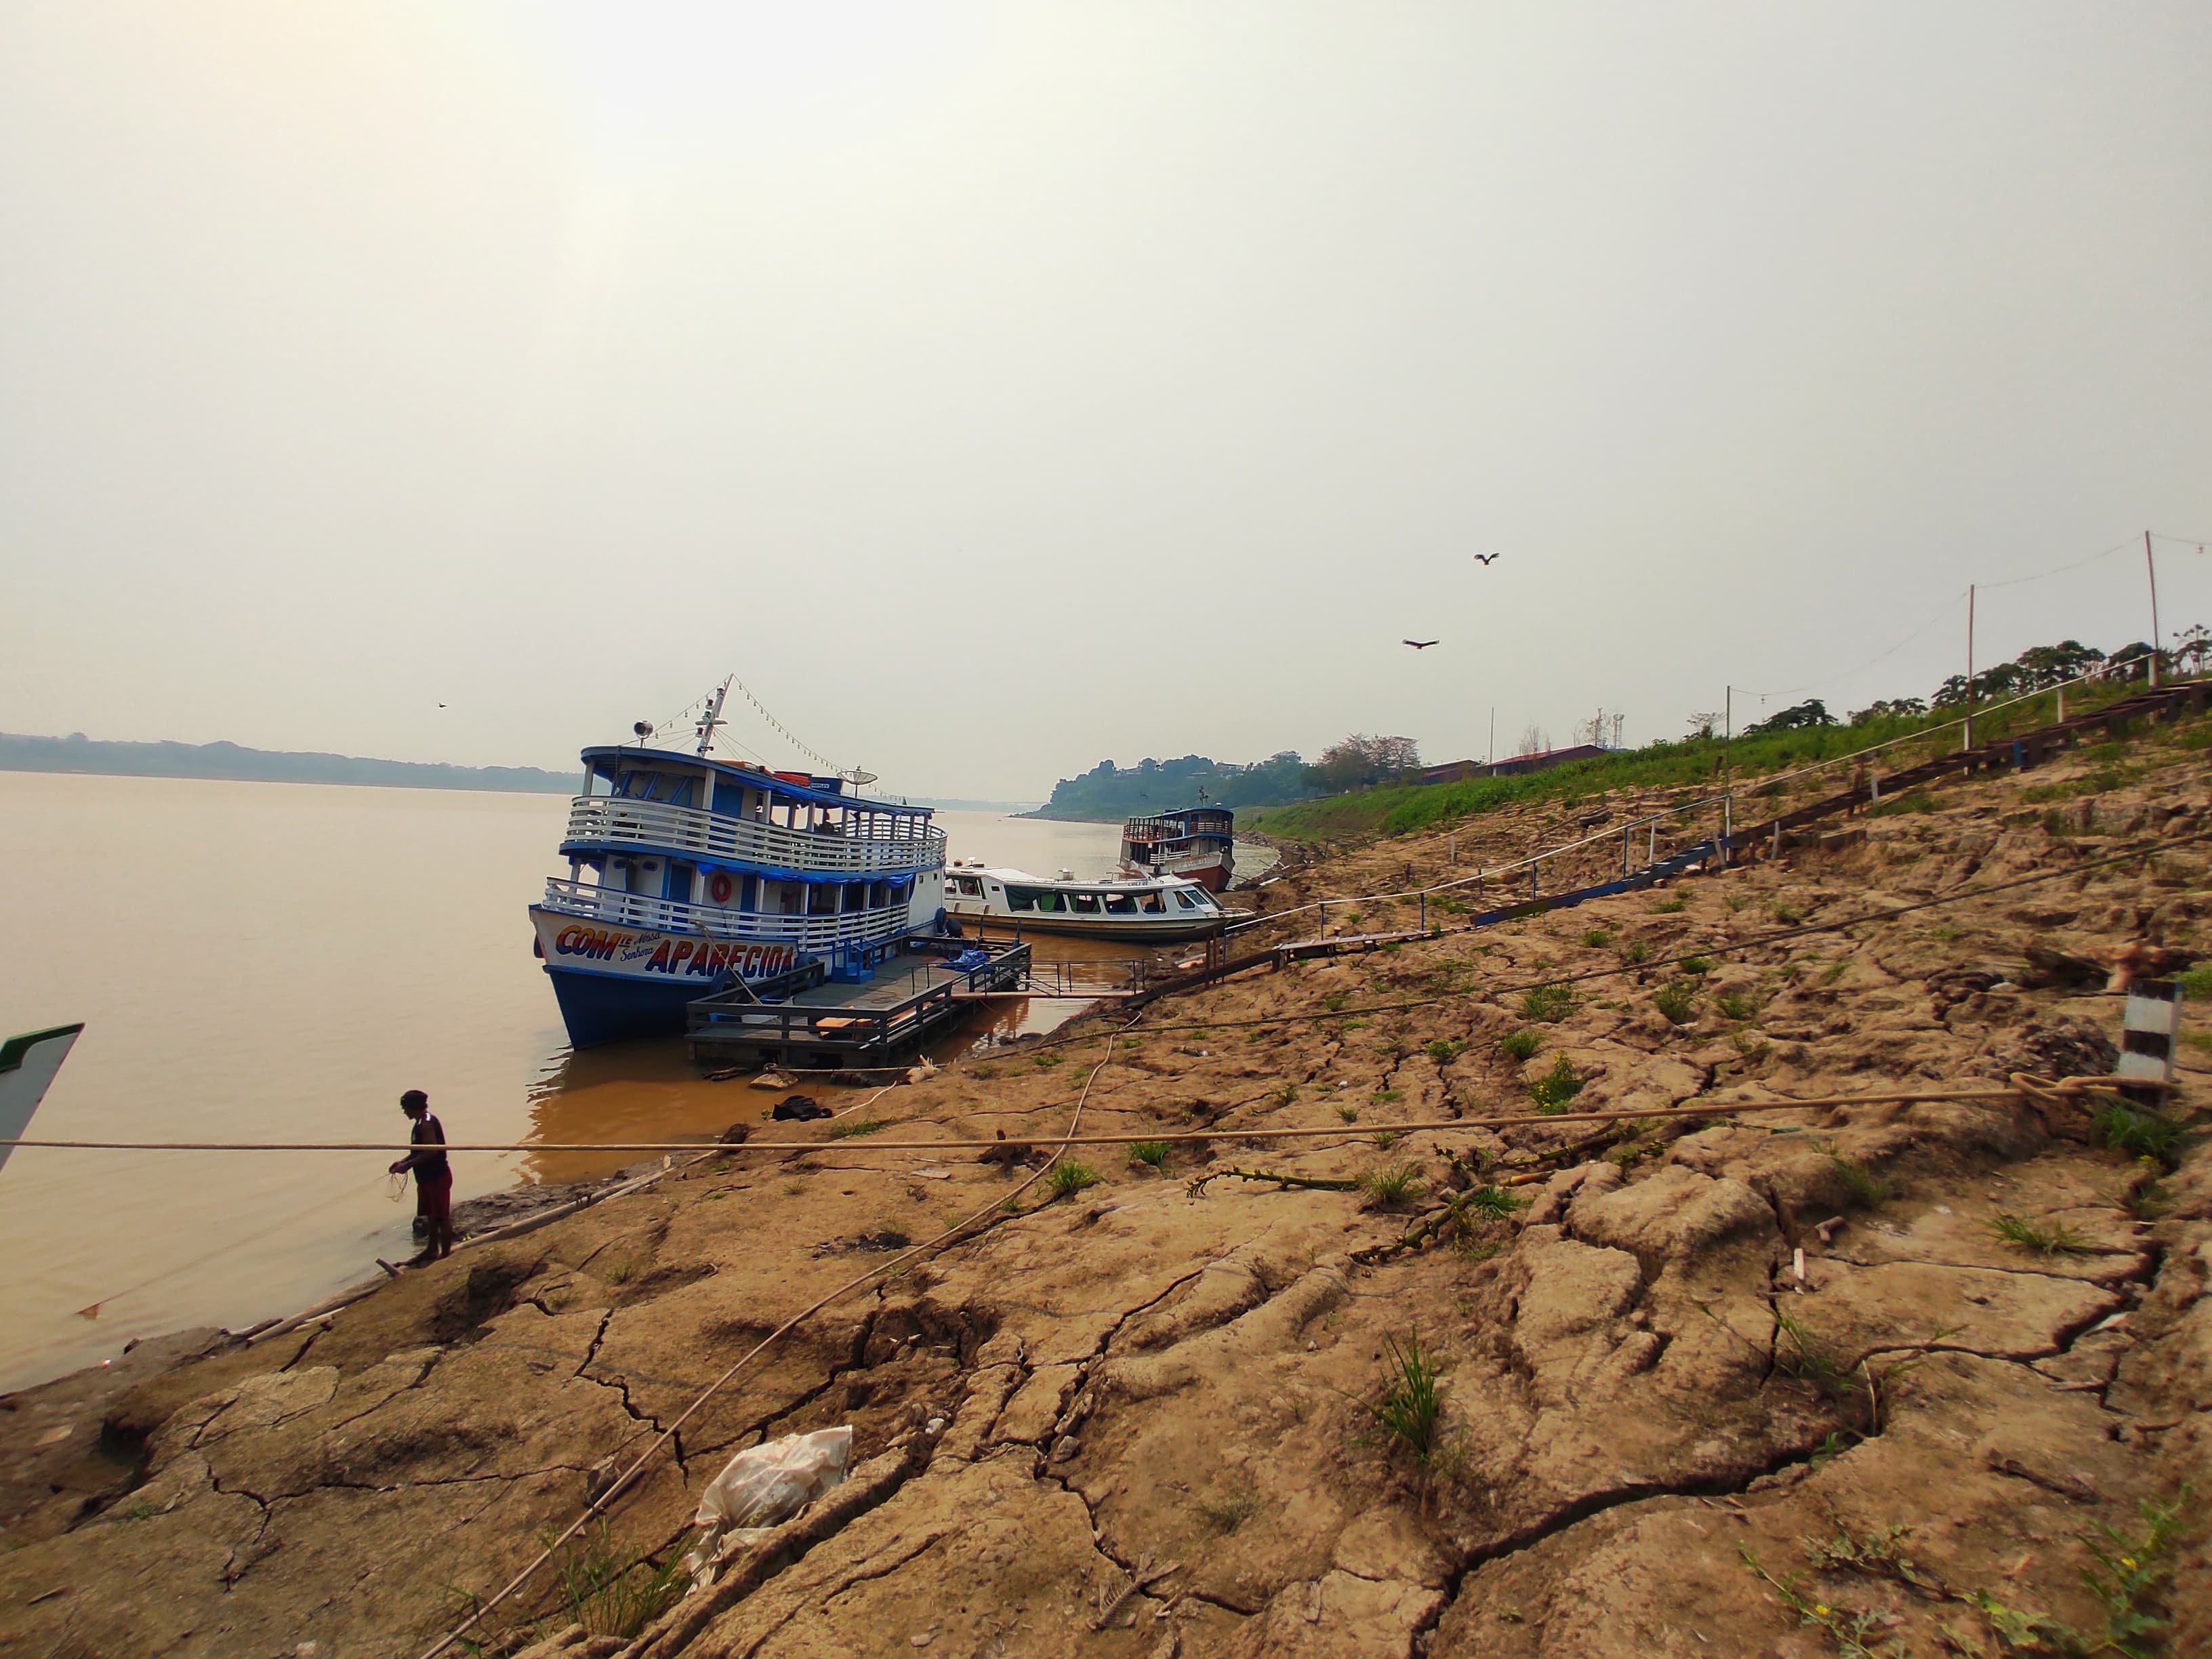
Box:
1417, 743, 1608, 786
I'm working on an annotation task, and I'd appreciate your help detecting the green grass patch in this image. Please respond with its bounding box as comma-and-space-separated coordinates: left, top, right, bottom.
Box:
1988, 1212, 2092, 1255
1498, 1027, 1542, 1061
1520, 983, 1575, 1023
1353, 1331, 1446, 1464
1528, 1055, 1584, 1113
1128, 1141, 1170, 1168
1829, 1155, 1893, 1208
2091, 1099, 2186, 1168
1679, 954, 1714, 975
1425, 1038, 1466, 1064
828, 1117, 886, 1139
554, 1521, 687, 1640
1045, 1160, 1101, 1199
1358, 1162, 1424, 1208
1714, 991, 1758, 1021
1580, 928, 1612, 948
1653, 981, 1698, 1025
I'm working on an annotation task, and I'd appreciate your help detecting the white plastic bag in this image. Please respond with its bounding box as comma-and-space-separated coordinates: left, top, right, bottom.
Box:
682, 1427, 852, 1589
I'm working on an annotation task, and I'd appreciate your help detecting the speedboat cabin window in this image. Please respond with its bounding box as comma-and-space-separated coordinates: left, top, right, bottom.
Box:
1105, 893, 1138, 914
1070, 892, 1102, 914
1137, 892, 1164, 913
1172, 888, 1202, 911
956, 876, 983, 897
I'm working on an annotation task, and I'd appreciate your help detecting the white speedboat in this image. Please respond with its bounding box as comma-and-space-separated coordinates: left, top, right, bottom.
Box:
941, 863, 1227, 941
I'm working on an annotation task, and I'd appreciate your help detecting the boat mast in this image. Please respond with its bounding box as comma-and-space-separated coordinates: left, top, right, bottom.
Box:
695, 677, 732, 758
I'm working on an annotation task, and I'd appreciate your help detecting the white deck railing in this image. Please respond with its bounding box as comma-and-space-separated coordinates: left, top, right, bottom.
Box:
540, 878, 915, 949
561, 796, 945, 876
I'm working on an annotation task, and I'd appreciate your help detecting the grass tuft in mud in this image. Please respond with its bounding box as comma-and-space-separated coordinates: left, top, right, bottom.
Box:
1354, 1331, 1446, 1465
1988, 1212, 2092, 1255
2091, 1099, 2186, 1168
1828, 1155, 1893, 1209
1520, 982, 1575, 1023
1359, 1163, 1424, 1208
1127, 1141, 1170, 1169
1528, 1054, 1584, 1113
1498, 1028, 1542, 1061
1653, 981, 1698, 1025
553, 1521, 687, 1640
829, 1117, 886, 1139
1044, 1160, 1101, 1199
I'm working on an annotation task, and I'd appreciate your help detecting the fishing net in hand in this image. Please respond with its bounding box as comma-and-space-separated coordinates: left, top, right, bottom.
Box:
387, 1171, 411, 1202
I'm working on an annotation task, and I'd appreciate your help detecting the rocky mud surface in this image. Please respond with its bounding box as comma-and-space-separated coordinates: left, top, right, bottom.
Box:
5, 721, 2211, 1658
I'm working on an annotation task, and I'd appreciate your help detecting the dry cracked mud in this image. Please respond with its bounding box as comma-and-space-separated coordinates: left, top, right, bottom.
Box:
5, 718, 2211, 1658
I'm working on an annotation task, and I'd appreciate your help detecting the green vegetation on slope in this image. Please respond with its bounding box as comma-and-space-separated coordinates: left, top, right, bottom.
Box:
1246, 680, 2160, 843
0, 731, 583, 795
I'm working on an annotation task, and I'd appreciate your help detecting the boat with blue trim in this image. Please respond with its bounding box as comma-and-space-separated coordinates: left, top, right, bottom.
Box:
531, 686, 946, 1048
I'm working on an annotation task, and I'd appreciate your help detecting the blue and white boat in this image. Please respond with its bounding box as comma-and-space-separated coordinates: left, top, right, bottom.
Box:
530, 686, 946, 1047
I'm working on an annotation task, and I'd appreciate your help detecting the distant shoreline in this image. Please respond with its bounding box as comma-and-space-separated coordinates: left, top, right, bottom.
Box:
0, 731, 581, 795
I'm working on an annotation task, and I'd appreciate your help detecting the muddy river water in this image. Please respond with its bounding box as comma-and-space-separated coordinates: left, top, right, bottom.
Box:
0, 773, 1233, 1391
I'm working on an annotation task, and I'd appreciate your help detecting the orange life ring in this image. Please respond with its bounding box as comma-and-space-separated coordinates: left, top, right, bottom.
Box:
708, 871, 736, 905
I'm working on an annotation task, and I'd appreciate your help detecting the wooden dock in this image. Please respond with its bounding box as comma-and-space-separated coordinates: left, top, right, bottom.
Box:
686, 935, 1031, 1070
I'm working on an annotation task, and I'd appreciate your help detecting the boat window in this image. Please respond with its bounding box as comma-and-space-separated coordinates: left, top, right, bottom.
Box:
956, 876, 983, 897
1069, 892, 1102, 914
665, 777, 696, 808
1006, 886, 1038, 912
1185, 888, 1218, 909
1137, 892, 1164, 913
1105, 893, 1138, 914
1172, 888, 1202, 911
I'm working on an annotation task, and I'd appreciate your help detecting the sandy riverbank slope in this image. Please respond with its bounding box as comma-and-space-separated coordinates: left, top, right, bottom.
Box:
3, 722, 2209, 1658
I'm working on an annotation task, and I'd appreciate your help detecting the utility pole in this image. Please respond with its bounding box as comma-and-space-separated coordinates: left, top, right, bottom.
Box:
1963, 586, 1975, 752
1488, 708, 1496, 775
2146, 531, 2162, 689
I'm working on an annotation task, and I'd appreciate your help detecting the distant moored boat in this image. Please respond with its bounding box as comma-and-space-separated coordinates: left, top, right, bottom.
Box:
1119, 802, 1235, 892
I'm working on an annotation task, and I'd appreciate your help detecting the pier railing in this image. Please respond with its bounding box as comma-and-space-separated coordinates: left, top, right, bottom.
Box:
539, 879, 914, 949
561, 797, 947, 876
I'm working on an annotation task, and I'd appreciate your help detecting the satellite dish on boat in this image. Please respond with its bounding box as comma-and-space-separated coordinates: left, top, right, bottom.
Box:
841, 767, 879, 787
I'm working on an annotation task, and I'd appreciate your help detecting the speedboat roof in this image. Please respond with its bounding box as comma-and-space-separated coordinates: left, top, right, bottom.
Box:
960, 865, 1202, 888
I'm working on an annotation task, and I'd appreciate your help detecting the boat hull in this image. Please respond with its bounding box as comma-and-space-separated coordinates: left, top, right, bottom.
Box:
945, 907, 1224, 943
531, 906, 809, 1048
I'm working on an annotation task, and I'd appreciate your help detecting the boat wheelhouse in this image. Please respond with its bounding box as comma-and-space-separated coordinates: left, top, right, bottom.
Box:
1120, 804, 1235, 892
942, 863, 1227, 941
531, 741, 946, 1048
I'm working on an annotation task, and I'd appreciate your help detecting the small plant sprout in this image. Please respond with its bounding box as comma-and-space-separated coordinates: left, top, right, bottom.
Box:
828, 1117, 886, 1139
1714, 990, 1757, 1021
1370, 1128, 1403, 1151
1620, 939, 1652, 965
1322, 989, 1349, 1013
1521, 982, 1575, 1023
1988, 1212, 2092, 1255
1828, 1155, 1893, 1209
1651, 895, 1687, 914
1336, 1105, 1359, 1123
1033, 1050, 1063, 1069
1653, 981, 1698, 1025
1528, 1055, 1584, 1114
2091, 1099, 2186, 1168
555, 1521, 688, 1639
1197, 1485, 1261, 1534
1045, 1160, 1101, 1200
1771, 903, 1803, 925
1355, 1332, 1446, 1465
1580, 928, 1612, 949
1128, 1141, 1170, 1170
1425, 1038, 1466, 1064
1358, 1162, 1423, 1209
1498, 1028, 1542, 1061
1679, 954, 1714, 975
1464, 1185, 1526, 1219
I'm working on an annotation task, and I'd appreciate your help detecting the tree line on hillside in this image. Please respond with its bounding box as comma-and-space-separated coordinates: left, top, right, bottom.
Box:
1028, 733, 1424, 820
0, 731, 583, 794
1693, 628, 2207, 738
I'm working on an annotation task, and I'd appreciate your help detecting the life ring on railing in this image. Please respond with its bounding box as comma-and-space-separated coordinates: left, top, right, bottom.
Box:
707, 871, 736, 905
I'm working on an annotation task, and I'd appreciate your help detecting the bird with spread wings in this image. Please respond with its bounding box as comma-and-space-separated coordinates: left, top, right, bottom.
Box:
1403, 639, 1438, 650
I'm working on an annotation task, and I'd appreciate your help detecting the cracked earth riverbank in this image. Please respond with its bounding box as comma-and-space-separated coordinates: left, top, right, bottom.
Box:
4, 728, 2210, 1658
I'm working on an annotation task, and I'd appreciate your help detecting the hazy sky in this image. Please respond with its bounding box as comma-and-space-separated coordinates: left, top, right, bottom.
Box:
5, 3, 2209, 799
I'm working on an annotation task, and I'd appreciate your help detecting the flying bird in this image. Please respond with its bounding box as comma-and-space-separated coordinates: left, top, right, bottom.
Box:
1404, 639, 1439, 650
1473, 553, 1500, 566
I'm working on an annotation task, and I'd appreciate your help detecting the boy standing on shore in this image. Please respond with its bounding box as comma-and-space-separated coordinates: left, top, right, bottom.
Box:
390, 1089, 454, 1263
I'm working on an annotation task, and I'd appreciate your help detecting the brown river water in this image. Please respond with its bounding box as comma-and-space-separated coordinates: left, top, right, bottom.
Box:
0, 773, 1207, 1391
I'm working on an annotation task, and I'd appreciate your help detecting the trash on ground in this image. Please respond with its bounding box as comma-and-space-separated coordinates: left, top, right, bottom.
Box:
682, 1426, 853, 1589
771, 1095, 834, 1122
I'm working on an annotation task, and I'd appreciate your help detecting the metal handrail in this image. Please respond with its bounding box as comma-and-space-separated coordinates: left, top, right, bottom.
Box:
562, 796, 946, 876
540, 878, 914, 947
